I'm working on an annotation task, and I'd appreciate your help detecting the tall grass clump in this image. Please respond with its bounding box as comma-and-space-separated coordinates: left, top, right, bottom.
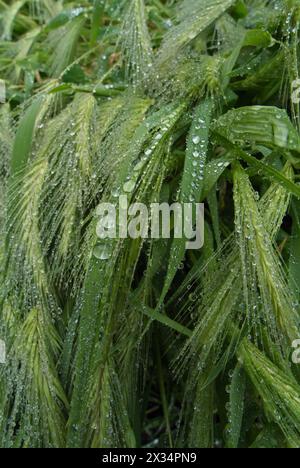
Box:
1, 0, 300, 449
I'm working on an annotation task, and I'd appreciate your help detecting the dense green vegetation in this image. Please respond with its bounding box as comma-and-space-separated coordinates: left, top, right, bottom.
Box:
1, 0, 300, 449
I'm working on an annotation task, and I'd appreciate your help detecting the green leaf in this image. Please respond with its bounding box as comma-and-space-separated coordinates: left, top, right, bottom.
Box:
230, 0, 248, 19
214, 133, 300, 199
207, 187, 221, 248
226, 364, 246, 448
90, 0, 105, 44
289, 201, 300, 297
202, 154, 234, 199
11, 96, 46, 174
158, 99, 213, 306
141, 305, 192, 338
214, 106, 300, 154
243, 29, 274, 48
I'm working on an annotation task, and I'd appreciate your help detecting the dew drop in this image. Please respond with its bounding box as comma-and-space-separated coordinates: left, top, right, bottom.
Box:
123, 180, 136, 193
93, 244, 111, 260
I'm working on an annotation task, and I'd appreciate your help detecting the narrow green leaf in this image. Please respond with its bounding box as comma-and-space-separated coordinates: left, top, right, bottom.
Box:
11, 96, 45, 174
226, 364, 246, 448
142, 305, 192, 338
202, 154, 234, 199
214, 133, 300, 199
90, 0, 104, 44
158, 99, 213, 306
289, 200, 300, 296
207, 187, 221, 248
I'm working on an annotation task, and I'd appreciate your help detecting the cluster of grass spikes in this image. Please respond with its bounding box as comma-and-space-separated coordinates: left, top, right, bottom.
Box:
1, 0, 300, 449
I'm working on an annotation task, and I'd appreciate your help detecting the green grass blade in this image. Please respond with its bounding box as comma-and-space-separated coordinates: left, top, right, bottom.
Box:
158, 99, 213, 306
226, 364, 246, 448
214, 133, 300, 199
90, 0, 104, 44
11, 96, 45, 174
